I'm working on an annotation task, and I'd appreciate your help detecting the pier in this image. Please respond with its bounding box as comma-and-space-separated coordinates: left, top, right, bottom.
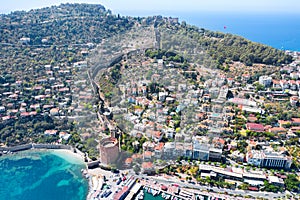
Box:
142, 183, 190, 200
124, 183, 142, 200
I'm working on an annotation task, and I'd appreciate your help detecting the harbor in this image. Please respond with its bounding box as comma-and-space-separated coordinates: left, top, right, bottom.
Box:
142, 184, 189, 200
84, 166, 256, 200
134, 178, 256, 200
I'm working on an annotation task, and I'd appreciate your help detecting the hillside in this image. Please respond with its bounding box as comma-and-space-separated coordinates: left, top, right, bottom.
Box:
0, 3, 133, 45
2, 4, 300, 198
156, 22, 293, 66
0, 3, 294, 149
0, 3, 293, 67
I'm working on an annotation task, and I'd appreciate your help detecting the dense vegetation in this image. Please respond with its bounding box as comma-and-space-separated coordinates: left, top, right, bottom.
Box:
0, 116, 74, 145
157, 22, 293, 66
204, 32, 293, 66
145, 49, 186, 63
0, 3, 134, 45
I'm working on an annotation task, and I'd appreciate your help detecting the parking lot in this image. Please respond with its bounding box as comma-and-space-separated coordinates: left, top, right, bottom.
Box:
87, 168, 130, 200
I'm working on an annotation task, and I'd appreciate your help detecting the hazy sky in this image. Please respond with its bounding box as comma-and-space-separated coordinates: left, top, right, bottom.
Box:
0, 0, 299, 14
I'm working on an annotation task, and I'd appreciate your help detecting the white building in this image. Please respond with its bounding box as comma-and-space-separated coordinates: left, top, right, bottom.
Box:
246, 150, 292, 169
73, 61, 87, 68
41, 38, 48, 43
259, 76, 272, 87
19, 37, 30, 44
165, 128, 175, 138
0, 106, 5, 112
263, 151, 292, 169
158, 92, 168, 102
290, 72, 299, 80
246, 150, 265, 166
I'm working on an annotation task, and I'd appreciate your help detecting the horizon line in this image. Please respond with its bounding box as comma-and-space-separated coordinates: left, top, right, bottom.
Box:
1, 3, 300, 15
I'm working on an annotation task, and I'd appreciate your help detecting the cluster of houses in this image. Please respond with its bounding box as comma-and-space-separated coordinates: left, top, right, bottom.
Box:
125, 132, 292, 168
137, 135, 225, 162
125, 137, 291, 190
115, 59, 239, 139
0, 54, 97, 143
246, 117, 300, 139
0, 63, 72, 124
106, 52, 300, 176
123, 82, 180, 142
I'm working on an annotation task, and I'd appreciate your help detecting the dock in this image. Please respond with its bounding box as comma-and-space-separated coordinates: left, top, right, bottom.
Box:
142, 183, 190, 200
124, 183, 142, 200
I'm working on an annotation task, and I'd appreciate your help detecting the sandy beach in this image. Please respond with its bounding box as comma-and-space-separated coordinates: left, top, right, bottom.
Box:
49, 149, 86, 165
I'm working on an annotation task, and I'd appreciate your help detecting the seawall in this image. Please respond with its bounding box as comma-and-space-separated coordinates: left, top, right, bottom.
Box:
0, 143, 72, 153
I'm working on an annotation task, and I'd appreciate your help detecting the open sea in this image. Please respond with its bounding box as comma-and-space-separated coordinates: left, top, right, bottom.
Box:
121, 11, 300, 52
0, 150, 88, 200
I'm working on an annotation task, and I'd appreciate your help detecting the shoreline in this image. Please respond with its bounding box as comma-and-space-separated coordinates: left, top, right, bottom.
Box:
0, 147, 91, 200
49, 149, 86, 165
0, 144, 93, 200
0, 146, 87, 166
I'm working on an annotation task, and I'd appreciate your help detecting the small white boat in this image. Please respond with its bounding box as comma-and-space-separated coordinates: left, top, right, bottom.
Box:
138, 191, 144, 200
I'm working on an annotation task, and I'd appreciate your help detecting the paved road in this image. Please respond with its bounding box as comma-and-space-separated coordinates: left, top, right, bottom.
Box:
119, 169, 290, 200
147, 175, 286, 199
89, 168, 299, 200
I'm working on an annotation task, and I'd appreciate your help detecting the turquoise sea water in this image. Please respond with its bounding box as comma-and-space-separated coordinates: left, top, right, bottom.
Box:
121, 11, 300, 51
143, 190, 210, 200
143, 189, 164, 200
0, 150, 88, 200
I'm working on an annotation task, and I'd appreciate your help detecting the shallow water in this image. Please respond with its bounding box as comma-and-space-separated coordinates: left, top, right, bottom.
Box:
0, 150, 88, 200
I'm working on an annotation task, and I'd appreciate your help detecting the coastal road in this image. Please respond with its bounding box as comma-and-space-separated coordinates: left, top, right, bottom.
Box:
90, 167, 292, 200
150, 176, 286, 199
125, 171, 288, 200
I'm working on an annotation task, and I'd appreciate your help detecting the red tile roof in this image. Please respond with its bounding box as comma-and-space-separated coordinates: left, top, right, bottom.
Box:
132, 154, 143, 160
247, 116, 258, 122
269, 127, 286, 133
246, 123, 265, 132
125, 157, 133, 164
142, 162, 153, 169
154, 143, 164, 151
152, 131, 162, 138
248, 187, 259, 191
20, 112, 30, 117
291, 118, 300, 124
144, 151, 153, 157
272, 80, 280, 84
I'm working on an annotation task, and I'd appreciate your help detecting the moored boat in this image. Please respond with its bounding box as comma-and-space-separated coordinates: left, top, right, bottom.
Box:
152, 189, 158, 196
135, 190, 144, 200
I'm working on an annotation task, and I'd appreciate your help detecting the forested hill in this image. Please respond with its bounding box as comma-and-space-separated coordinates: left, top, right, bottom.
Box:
0, 3, 134, 45
0, 3, 293, 66
204, 31, 293, 66
157, 22, 293, 66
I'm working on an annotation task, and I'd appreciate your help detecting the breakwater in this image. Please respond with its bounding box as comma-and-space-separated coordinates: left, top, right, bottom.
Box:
0, 143, 72, 153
